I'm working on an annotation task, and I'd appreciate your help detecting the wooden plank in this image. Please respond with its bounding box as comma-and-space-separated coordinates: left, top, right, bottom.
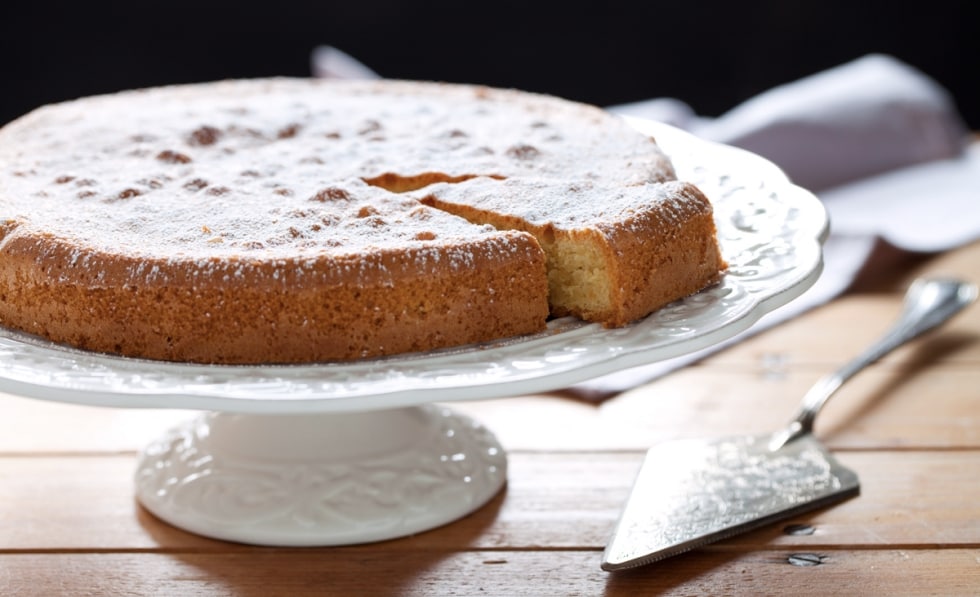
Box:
879, 238, 980, 292
0, 394, 195, 454
707, 238, 980, 367
2, 451, 979, 551
1, 549, 979, 597
3, 358, 978, 455
599, 364, 980, 451
845, 238, 980, 294
454, 363, 980, 451
706, 291, 980, 368
0, 244, 975, 458
0, 243, 975, 597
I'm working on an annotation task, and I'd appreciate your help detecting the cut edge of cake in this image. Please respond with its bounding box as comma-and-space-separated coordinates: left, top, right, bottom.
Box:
416, 177, 728, 328
0, 78, 727, 364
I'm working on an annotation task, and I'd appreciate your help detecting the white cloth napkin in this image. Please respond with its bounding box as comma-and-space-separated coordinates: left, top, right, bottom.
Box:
311, 46, 381, 80
577, 54, 978, 398
611, 54, 968, 192
310, 49, 980, 398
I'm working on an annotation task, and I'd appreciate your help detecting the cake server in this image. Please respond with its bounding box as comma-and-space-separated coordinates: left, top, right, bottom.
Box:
602, 277, 977, 571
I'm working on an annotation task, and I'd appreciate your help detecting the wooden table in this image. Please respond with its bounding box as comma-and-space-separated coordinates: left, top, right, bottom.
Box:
2, 240, 978, 596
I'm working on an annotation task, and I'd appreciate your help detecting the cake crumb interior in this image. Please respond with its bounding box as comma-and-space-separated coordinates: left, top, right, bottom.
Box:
544, 238, 611, 318
364, 171, 618, 321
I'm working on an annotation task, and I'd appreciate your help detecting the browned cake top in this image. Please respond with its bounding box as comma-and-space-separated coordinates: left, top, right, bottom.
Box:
0, 78, 677, 288
414, 177, 712, 234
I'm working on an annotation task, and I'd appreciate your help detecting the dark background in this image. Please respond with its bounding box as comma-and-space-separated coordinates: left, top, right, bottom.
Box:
2, 1, 977, 128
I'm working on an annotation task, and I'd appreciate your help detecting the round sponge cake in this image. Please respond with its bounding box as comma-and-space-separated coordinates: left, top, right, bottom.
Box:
0, 79, 723, 364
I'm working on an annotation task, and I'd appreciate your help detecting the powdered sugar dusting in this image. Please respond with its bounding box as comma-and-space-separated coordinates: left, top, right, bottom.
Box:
419, 177, 709, 233
0, 78, 677, 284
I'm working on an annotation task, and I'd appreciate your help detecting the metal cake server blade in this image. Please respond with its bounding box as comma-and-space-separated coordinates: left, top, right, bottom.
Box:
602, 277, 977, 571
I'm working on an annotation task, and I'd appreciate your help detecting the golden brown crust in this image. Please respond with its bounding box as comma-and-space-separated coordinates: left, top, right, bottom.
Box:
0, 78, 722, 364
588, 183, 727, 326
0, 227, 548, 363
418, 178, 727, 327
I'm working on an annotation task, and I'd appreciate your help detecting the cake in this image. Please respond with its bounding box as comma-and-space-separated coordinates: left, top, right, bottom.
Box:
416, 177, 722, 327
0, 78, 725, 364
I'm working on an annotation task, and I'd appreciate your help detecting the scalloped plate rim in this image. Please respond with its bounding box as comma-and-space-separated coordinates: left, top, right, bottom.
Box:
0, 119, 827, 413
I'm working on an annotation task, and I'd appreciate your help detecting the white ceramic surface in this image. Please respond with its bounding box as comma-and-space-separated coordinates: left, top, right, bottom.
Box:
0, 121, 827, 414
136, 405, 506, 546
0, 120, 827, 546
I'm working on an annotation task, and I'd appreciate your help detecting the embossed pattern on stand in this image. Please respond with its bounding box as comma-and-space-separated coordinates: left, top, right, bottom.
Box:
135, 405, 507, 544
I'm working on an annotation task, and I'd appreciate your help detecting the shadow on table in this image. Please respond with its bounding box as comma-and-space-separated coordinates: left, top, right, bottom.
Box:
134, 485, 507, 595
816, 328, 978, 444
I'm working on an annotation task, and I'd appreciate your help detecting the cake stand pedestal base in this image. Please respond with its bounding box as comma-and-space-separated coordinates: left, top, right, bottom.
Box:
134, 404, 506, 546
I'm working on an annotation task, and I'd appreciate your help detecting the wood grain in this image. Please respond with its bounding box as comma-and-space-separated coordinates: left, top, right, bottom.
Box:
2, 550, 978, 597
2, 451, 979, 551
0, 240, 977, 595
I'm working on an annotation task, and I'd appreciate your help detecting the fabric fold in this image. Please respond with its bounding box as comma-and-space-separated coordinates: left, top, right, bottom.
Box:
574, 54, 978, 398
310, 48, 980, 398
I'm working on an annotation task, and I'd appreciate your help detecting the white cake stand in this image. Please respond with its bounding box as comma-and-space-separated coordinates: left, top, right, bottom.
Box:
0, 121, 827, 546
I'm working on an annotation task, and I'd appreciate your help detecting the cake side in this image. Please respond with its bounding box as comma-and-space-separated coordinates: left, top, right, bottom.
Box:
0, 224, 548, 363
589, 181, 727, 325
0, 77, 717, 363
417, 178, 727, 327
0, 80, 574, 363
